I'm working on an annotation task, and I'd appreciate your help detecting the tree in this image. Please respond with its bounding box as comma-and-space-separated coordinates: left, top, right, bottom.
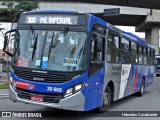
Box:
0, 0, 40, 22
0, 0, 39, 78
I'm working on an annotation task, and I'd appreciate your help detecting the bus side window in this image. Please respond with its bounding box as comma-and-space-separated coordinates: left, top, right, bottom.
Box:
138, 46, 143, 64
151, 49, 155, 65
143, 47, 147, 65
107, 31, 120, 63
91, 33, 104, 62
120, 37, 130, 64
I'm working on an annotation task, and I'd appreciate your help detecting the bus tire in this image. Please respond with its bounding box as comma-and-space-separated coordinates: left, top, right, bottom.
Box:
136, 79, 145, 97
95, 86, 111, 113
156, 74, 160, 77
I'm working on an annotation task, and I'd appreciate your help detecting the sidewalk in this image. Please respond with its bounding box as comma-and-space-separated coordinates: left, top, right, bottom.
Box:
0, 72, 8, 82
0, 72, 9, 97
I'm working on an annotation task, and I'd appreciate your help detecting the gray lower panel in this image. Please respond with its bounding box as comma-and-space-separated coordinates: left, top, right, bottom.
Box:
9, 85, 85, 111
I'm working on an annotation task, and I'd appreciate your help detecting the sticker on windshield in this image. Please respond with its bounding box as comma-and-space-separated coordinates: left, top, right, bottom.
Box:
35, 60, 41, 66
63, 58, 78, 66
16, 57, 29, 67
42, 57, 48, 61
41, 61, 48, 69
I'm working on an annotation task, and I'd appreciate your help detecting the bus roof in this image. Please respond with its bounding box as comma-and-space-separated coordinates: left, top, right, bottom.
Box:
123, 32, 155, 50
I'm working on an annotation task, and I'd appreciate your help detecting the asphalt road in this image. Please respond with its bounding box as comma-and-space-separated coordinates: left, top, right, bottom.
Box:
0, 77, 160, 120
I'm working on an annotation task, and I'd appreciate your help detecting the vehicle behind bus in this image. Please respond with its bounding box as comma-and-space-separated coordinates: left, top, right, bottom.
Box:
155, 55, 160, 77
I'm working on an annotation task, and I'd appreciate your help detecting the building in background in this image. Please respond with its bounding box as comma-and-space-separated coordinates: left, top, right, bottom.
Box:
0, 49, 12, 62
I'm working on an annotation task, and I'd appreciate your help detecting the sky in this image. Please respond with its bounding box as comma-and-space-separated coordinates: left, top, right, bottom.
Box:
116, 26, 145, 38
0, 23, 145, 49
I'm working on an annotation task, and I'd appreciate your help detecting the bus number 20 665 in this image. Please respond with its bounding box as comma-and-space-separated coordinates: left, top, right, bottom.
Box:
47, 86, 62, 92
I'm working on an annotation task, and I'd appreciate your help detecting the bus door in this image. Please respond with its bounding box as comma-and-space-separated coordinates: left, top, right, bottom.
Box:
87, 24, 105, 110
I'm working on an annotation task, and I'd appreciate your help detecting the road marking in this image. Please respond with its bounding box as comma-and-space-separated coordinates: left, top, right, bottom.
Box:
0, 96, 9, 99
0, 94, 9, 96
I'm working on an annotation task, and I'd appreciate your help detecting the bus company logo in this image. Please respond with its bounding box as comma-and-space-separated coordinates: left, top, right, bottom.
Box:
32, 70, 47, 74
33, 77, 45, 81
28, 84, 36, 90
63, 58, 78, 66
121, 69, 128, 76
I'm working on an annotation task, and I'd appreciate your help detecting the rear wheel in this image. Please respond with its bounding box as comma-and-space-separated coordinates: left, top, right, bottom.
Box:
96, 86, 111, 113
136, 79, 145, 97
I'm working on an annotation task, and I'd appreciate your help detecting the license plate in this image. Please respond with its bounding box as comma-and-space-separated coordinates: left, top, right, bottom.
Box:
30, 95, 44, 102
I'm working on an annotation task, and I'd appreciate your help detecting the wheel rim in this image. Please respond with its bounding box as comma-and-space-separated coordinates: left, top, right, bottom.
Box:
104, 92, 110, 106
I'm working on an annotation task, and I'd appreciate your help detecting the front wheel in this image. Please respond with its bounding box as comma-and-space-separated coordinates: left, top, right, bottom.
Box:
95, 86, 111, 113
136, 79, 145, 97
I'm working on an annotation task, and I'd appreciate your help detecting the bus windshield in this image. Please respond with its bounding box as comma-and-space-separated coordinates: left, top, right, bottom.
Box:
14, 29, 87, 71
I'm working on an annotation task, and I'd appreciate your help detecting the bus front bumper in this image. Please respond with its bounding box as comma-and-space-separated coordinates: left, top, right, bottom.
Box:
9, 85, 85, 111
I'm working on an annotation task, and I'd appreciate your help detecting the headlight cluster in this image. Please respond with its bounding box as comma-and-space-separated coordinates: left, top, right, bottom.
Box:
64, 83, 84, 97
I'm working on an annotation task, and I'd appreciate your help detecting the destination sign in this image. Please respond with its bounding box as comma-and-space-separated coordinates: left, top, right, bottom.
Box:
20, 14, 79, 25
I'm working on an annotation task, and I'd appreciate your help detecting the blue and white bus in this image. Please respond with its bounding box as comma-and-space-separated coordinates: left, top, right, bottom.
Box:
3, 10, 155, 112
155, 55, 160, 77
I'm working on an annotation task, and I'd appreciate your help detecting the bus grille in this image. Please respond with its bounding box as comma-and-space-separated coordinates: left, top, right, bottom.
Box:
16, 88, 63, 103
14, 70, 69, 83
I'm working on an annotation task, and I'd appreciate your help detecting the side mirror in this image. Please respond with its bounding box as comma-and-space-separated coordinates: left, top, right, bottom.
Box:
3, 29, 18, 57
3, 35, 13, 57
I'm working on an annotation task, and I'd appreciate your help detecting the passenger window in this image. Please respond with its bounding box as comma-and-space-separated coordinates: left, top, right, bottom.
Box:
147, 48, 151, 64
151, 50, 155, 65
120, 37, 130, 64
143, 47, 147, 65
121, 51, 130, 64
107, 31, 120, 63
138, 46, 143, 64
131, 42, 138, 64
121, 37, 129, 50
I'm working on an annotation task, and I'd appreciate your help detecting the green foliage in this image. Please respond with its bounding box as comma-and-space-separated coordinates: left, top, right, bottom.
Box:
15, 1, 39, 11
0, 81, 9, 89
0, 0, 40, 22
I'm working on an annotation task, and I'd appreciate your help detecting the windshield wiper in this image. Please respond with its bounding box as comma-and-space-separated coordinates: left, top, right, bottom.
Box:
31, 34, 38, 61
48, 27, 69, 59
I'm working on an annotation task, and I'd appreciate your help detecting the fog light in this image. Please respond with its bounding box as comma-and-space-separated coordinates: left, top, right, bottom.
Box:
64, 88, 73, 97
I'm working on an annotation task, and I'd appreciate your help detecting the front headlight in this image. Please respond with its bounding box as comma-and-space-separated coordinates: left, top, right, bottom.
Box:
74, 84, 83, 91
10, 76, 13, 83
9, 76, 16, 89
64, 83, 84, 97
